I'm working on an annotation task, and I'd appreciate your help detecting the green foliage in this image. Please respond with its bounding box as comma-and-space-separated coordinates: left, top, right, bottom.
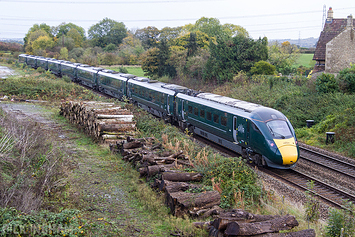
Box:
0, 208, 86, 236
199, 156, 262, 209
268, 41, 300, 75
204, 35, 268, 83
325, 202, 355, 237
337, 63, 355, 93
103, 43, 117, 52
88, 18, 127, 48
118, 66, 128, 73
304, 181, 320, 223
250, 61, 276, 75
134, 26, 160, 50
316, 73, 339, 93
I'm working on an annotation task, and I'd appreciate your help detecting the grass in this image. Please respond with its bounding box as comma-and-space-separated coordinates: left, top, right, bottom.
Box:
294, 53, 315, 68
103, 65, 146, 77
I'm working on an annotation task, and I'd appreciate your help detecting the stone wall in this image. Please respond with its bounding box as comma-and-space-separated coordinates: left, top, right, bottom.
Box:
325, 27, 355, 73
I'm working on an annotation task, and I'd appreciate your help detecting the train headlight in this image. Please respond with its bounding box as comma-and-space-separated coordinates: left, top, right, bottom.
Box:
267, 139, 277, 152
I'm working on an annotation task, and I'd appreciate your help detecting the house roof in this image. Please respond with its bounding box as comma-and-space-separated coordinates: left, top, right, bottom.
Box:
313, 18, 355, 61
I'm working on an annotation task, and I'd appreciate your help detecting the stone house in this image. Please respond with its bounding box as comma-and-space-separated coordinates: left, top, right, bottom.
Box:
313, 7, 355, 73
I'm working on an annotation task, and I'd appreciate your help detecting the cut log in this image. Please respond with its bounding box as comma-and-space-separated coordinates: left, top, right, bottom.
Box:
139, 163, 177, 177
122, 141, 142, 149
213, 210, 281, 230
252, 229, 316, 237
167, 191, 221, 217
223, 215, 298, 236
160, 180, 200, 193
97, 114, 134, 120
162, 172, 203, 182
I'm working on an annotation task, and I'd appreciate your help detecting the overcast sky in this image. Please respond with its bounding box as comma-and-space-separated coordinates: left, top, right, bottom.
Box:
1, 0, 354, 40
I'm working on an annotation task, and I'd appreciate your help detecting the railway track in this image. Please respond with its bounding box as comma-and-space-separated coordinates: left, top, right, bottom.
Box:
261, 167, 355, 209
300, 146, 355, 179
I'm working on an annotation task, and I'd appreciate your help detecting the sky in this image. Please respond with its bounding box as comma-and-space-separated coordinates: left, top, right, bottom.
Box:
0, 0, 355, 40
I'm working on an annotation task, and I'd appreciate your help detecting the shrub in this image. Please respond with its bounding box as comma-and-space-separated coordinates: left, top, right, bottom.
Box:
337, 64, 355, 93
250, 61, 276, 75
316, 73, 338, 93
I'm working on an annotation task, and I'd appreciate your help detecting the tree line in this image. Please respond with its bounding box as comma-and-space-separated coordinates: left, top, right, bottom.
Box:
9, 17, 301, 83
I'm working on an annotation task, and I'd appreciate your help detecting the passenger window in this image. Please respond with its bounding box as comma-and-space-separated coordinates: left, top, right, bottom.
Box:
213, 114, 219, 123
188, 106, 193, 114
194, 107, 199, 116
200, 109, 205, 118
207, 111, 212, 121
221, 116, 227, 126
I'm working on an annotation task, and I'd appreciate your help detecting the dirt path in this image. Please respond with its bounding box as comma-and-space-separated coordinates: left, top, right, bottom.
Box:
0, 102, 173, 236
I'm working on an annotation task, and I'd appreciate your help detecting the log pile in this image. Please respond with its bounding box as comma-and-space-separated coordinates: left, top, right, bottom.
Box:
60, 101, 136, 142
194, 209, 316, 237
110, 136, 222, 217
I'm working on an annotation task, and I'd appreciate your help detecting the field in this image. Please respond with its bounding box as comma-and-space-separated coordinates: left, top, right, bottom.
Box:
103, 65, 146, 77
294, 53, 315, 68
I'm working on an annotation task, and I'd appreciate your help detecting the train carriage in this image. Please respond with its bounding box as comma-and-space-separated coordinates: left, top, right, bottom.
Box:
61, 61, 80, 81
48, 59, 63, 76
97, 70, 128, 99
26, 55, 38, 68
36, 57, 49, 70
18, 54, 28, 64
76, 65, 103, 89
127, 78, 176, 120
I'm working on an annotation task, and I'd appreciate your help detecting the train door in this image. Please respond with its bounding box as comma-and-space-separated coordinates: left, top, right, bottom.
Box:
234, 116, 249, 146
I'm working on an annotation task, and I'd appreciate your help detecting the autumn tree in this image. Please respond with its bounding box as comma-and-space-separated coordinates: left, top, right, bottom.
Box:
88, 18, 127, 48
268, 41, 300, 75
24, 23, 53, 51
25, 29, 53, 54
134, 26, 160, 49
118, 33, 145, 64
160, 26, 183, 45
67, 28, 84, 47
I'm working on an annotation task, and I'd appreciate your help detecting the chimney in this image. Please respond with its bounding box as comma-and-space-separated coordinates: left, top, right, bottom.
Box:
327, 7, 334, 21
347, 14, 353, 28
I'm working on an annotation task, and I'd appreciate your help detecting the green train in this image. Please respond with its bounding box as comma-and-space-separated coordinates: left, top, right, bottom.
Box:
19, 54, 299, 169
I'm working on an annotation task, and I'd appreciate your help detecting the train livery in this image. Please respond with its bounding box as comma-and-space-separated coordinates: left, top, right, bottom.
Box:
18, 54, 299, 169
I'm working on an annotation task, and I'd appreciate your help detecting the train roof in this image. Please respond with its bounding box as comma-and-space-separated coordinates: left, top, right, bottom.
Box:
128, 79, 177, 95
98, 70, 128, 80
177, 93, 287, 122
196, 93, 264, 113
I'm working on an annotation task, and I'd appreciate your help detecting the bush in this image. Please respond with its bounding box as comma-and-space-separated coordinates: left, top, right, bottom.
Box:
250, 61, 276, 75
337, 64, 355, 93
316, 73, 338, 93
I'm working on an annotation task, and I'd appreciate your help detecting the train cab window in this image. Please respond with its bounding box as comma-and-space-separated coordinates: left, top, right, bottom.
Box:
194, 107, 199, 116
266, 120, 293, 139
213, 114, 219, 123
200, 109, 205, 118
206, 111, 212, 121
188, 106, 193, 114
221, 116, 227, 126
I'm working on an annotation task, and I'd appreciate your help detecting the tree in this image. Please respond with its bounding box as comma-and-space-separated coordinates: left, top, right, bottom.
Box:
24, 23, 53, 47
25, 29, 52, 54
59, 47, 69, 60
160, 26, 183, 45
134, 26, 160, 49
183, 17, 248, 39
268, 41, 299, 75
53, 22, 85, 39
337, 64, 355, 93
67, 28, 84, 48
141, 48, 159, 77
204, 35, 268, 82
174, 31, 210, 51
88, 18, 127, 48
118, 33, 145, 65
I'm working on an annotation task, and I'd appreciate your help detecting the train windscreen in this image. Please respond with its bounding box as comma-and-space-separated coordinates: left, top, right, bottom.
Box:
266, 120, 293, 139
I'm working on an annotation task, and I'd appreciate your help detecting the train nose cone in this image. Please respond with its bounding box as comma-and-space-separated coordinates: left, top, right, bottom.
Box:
273, 138, 298, 165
